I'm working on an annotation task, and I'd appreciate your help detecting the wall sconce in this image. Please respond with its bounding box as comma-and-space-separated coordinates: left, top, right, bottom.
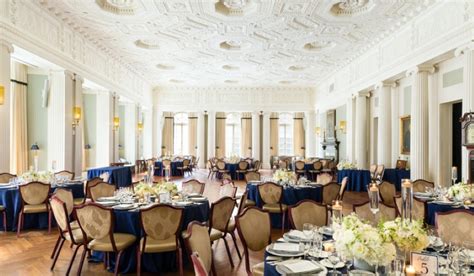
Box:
113, 116, 120, 131
0, 85, 4, 105
72, 106, 82, 127
338, 120, 347, 134
137, 121, 143, 132
315, 127, 321, 136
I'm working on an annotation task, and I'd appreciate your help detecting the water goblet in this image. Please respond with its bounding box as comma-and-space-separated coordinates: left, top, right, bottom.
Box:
328, 252, 342, 275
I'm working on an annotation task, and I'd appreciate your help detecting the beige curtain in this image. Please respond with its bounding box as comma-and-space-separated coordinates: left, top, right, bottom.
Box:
188, 113, 197, 156
294, 112, 305, 157
241, 112, 252, 157
162, 112, 174, 155
10, 62, 28, 175
215, 112, 226, 158
270, 112, 279, 157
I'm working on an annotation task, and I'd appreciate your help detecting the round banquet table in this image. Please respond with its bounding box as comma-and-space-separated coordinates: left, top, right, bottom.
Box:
0, 183, 84, 231
92, 200, 210, 274
246, 183, 322, 228
426, 201, 474, 225
154, 161, 183, 177
337, 169, 371, 192
382, 168, 410, 191
87, 166, 133, 188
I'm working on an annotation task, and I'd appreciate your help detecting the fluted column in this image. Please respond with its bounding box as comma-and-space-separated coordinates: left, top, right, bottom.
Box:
355, 92, 370, 169
428, 67, 439, 183
73, 74, 84, 176
408, 66, 434, 180
95, 91, 113, 166
142, 108, 153, 159
123, 103, 137, 163
0, 40, 13, 172
112, 94, 119, 162
376, 82, 394, 167
251, 111, 260, 160
346, 97, 355, 162
207, 111, 216, 159
197, 111, 205, 168
305, 110, 316, 158
152, 107, 163, 157
262, 112, 271, 169
390, 84, 400, 167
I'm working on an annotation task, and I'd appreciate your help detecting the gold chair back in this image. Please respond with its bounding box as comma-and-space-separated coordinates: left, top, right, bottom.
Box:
245, 171, 260, 182
75, 203, 112, 240
219, 183, 237, 198
379, 181, 396, 207
295, 161, 305, 170
339, 177, 348, 200
369, 164, 377, 176
85, 177, 103, 198
236, 207, 271, 251
258, 182, 282, 205
322, 182, 340, 205
0, 173, 16, 183
436, 210, 474, 246
89, 182, 116, 202
162, 159, 172, 168
53, 188, 74, 216
216, 160, 226, 170
54, 170, 75, 181
375, 165, 385, 179
312, 161, 322, 170
238, 161, 248, 170
141, 204, 183, 240
182, 179, 205, 194
210, 197, 236, 232
185, 222, 212, 274
412, 179, 434, 193
182, 159, 190, 167
20, 182, 50, 205
289, 200, 327, 230
413, 198, 426, 221
278, 160, 288, 170
50, 196, 69, 232
354, 201, 396, 225
317, 173, 333, 185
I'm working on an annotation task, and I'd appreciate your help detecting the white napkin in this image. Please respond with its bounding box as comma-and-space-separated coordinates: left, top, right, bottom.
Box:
288, 230, 307, 240
273, 243, 300, 253
284, 260, 320, 273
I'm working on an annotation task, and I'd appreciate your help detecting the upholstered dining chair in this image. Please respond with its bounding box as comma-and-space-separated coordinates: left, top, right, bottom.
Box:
278, 159, 289, 170
17, 181, 52, 237
208, 160, 218, 179
238, 190, 256, 212
184, 221, 216, 276
89, 182, 116, 202
236, 207, 271, 276
182, 179, 205, 195
379, 181, 396, 207
190, 252, 209, 276
216, 160, 229, 177
375, 165, 385, 182
49, 196, 84, 275
52, 188, 79, 229
321, 182, 340, 206
235, 161, 249, 180
353, 201, 396, 225
219, 182, 237, 198
258, 182, 287, 233
81, 177, 103, 204
394, 195, 427, 222
247, 160, 261, 172
137, 204, 184, 276
0, 172, 16, 183
75, 202, 136, 276
338, 177, 348, 201
177, 158, 191, 177
208, 197, 238, 267
244, 171, 261, 183
435, 209, 474, 246
161, 159, 172, 176
317, 172, 333, 185
369, 164, 377, 181
294, 161, 306, 179
54, 170, 75, 181
309, 161, 322, 181
321, 160, 336, 175
412, 179, 435, 193
288, 200, 328, 230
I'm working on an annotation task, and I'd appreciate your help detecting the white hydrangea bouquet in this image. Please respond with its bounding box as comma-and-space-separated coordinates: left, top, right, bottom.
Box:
447, 183, 474, 201
336, 160, 357, 170
381, 218, 429, 253
134, 181, 178, 198
333, 214, 396, 267
157, 181, 178, 195
226, 154, 241, 164
20, 170, 54, 183
272, 169, 296, 184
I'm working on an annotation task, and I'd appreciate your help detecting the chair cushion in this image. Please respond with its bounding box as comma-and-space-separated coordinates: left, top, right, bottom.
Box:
252, 262, 265, 276
23, 203, 48, 213
64, 228, 84, 243
209, 228, 223, 242
88, 233, 136, 252
245, 199, 256, 207
140, 236, 177, 253
73, 198, 85, 205
262, 203, 287, 213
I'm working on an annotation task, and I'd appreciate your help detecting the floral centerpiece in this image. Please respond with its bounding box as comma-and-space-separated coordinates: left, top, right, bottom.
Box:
381, 218, 429, 253
272, 169, 296, 185
134, 181, 178, 198
336, 160, 357, 170
226, 154, 241, 164
333, 214, 396, 269
157, 181, 178, 195
447, 183, 474, 201
20, 171, 53, 183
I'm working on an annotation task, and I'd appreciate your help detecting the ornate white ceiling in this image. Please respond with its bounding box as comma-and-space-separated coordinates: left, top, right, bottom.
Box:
39, 0, 434, 87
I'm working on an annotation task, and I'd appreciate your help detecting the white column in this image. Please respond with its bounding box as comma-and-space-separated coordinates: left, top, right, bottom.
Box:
262, 112, 271, 169
305, 110, 316, 158
72, 75, 84, 176
142, 108, 153, 159
95, 91, 113, 167
376, 82, 393, 167
390, 84, 400, 168
315, 111, 322, 157
251, 111, 260, 160
428, 68, 439, 183
408, 66, 434, 180
346, 97, 355, 162
355, 92, 369, 169
47, 70, 74, 171
0, 40, 12, 172
197, 111, 205, 168
207, 111, 216, 159
123, 103, 137, 163
112, 94, 119, 162
152, 107, 163, 157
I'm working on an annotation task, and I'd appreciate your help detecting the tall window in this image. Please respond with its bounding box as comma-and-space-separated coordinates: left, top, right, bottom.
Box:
174, 113, 189, 155
225, 113, 241, 157
279, 113, 293, 156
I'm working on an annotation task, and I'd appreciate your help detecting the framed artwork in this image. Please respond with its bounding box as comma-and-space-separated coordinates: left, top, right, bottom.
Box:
400, 115, 411, 154
326, 109, 336, 139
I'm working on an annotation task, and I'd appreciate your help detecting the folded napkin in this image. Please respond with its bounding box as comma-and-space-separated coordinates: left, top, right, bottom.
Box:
273, 243, 300, 253
284, 260, 321, 273
288, 230, 307, 240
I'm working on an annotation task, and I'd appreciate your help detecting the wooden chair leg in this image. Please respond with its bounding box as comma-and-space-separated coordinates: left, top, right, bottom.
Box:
2, 211, 6, 232
178, 247, 184, 276
51, 235, 61, 259
48, 209, 52, 234
66, 244, 82, 276
50, 239, 65, 271
114, 250, 123, 276
77, 247, 88, 276
136, 246, 142, 276
281, 211, 286, 234
230, 231, 242, 259
222, 237, 234, 268
16, 211, 23, 238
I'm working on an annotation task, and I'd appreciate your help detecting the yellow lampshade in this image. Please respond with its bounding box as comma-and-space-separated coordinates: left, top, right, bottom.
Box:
73, 106, 82, 120
113, 117, 120, 130
137, 122, 143, 131
339, 120, 347, 133
0, 85, 4, 105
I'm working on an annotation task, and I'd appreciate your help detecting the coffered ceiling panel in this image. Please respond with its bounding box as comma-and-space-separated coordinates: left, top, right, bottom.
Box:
40, 0, 434, 87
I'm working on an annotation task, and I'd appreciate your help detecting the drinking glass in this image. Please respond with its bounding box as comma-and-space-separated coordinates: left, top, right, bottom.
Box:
303, 223, 314, 240
389, 259, 403, 276
328, 252, 342, 275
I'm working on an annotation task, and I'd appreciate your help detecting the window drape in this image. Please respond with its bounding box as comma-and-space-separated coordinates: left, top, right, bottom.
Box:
270, 112, 279, 158
293, 112, 305, 157
10, 62, 28, 175
215, 112, 226, 158
241, 112, 252, 157
188, 113, 198, 156
162, 112, 174, 156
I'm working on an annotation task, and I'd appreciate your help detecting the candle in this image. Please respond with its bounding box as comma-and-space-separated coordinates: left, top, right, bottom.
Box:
332, 200, 343, 223
369, 183, 380, 214
452, 167, 457, 184
402, 179, 412, 188
323, 242, 334, 252
406, 265, 416, 276
401, 179, 413, 222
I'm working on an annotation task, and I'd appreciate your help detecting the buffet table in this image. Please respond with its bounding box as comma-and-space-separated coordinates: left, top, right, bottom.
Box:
87, 166, 133, 188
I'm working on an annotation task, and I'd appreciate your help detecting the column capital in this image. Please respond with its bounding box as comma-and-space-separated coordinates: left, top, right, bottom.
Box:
74, 74, 84, 83
357, 91, 371, 98
374, 81, 397, 90
406, 65, 436, 77
64, 70, 75, 79
454, 40, 474, 56
0, 39, 14, 54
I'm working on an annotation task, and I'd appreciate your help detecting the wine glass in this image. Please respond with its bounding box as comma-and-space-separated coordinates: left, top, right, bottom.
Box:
328, 252, 342, 275
303, 223, 314, 240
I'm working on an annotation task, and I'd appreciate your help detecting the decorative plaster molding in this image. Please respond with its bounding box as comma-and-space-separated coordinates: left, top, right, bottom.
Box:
454, 40, 474, 56
0, 39, 14, 53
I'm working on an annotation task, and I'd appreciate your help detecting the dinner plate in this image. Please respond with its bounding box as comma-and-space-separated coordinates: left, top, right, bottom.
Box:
320, 258, 345, 269
187, 193, 202, 198
97, 201, 117, 207
319, 226, 334, 236
189, 197, 207, 202
308, 250, 330, 258
283, 230, 312, 243
266, 243, 305, 257
275, 260, 327, 275
349, 270, 376, 275
97, 196, 118, 202
431, 201, 455, 205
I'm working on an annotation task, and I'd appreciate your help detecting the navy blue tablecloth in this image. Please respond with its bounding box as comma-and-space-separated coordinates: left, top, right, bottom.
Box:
426, 202, 474, 225
0, 183, 84, 231
88, 166, 133, 188
383, 169, 410, 191
246, 183, 322, 228
93, 201, 210, 274
154, 161, 183, 176
337, 169, 371, 192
